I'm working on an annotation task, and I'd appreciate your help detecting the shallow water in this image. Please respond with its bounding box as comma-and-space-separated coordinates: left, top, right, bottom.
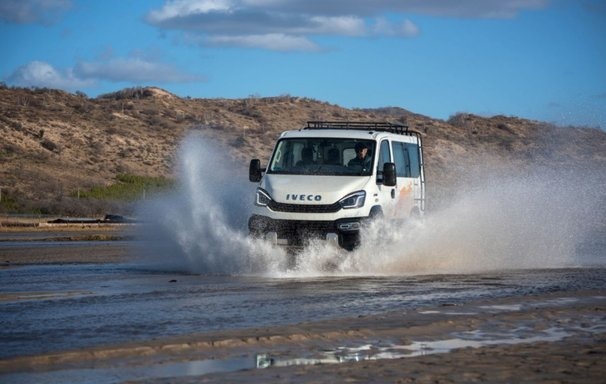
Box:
1, 262, 605, 360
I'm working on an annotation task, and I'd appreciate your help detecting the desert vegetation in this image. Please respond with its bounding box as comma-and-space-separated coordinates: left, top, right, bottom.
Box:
73, 174, 174, 201
1, 84, 605, 215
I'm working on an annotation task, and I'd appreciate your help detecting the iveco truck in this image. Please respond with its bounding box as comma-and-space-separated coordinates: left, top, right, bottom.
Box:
248, 121, 425, 250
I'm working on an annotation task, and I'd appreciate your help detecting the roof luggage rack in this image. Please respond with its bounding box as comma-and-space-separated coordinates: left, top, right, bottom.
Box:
305, 121, 419, 136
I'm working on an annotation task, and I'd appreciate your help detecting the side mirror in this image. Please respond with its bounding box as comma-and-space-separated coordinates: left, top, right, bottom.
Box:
249, 159, 263, 182
383, 162, 396, 187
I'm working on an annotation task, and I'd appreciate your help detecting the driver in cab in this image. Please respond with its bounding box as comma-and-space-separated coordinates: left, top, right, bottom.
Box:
348, 142, 371, 172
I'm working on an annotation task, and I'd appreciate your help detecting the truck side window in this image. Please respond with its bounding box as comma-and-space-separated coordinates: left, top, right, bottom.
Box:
392, 141, 409, 177
392, 142, 421, 178
406, 143, 421, 178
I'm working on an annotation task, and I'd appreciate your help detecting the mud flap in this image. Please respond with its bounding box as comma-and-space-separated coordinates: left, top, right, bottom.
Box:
264, 231, 278, 245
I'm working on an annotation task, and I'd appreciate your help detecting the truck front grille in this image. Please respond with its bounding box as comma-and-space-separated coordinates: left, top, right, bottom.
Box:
268, 201, 342, 213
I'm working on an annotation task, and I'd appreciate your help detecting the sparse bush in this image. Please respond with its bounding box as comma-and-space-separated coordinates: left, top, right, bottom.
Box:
105, 126, 119, 135
0, 143, 18, 158
0, 189, 20, 213
40, 138, 59, 153
231, 135, 246, 147
499, 136, 515, 151
117, 148, 131, 158
98, 87, 152, 100
496, 122, 516, 135
73, 103, 92, 114
90, 141, 104, 155
18, 96, 31, 107
149, 115, 165, 127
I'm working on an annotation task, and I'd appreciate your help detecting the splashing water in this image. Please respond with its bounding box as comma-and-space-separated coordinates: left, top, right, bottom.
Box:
352, 172, 605, 274
137, 135, 606, 276
136, 135, 289, 275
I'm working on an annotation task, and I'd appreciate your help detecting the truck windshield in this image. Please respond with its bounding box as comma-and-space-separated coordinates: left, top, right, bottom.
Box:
267, 138, 375, 176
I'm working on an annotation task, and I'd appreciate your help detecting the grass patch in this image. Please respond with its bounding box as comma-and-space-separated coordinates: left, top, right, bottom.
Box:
0, 190, 20, 212
75, 174, 175, 201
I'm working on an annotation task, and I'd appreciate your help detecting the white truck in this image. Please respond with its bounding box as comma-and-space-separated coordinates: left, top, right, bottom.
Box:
248, 121, 425, 250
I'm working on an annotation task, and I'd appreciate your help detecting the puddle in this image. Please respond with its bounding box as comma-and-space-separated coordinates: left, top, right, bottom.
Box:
4, 318, 604, 383
480, 304, 523, 312
2, 356, 255, 384
257, 326, 572, 369
257, 315, 605, 369
0, 290, 93, 302
423, 298, 583, 316
420, 310, 479, 316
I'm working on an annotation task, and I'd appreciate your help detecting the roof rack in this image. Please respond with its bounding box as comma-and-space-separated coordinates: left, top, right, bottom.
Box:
305, 121, 413, 135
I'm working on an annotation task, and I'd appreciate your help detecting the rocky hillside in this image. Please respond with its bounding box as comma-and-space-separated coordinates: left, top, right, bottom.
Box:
1, 85, 605, 214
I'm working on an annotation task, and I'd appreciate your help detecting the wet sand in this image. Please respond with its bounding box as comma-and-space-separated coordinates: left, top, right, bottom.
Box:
1, 226, 605, 383
0, 223, 133, 265
1, 290, 604, 383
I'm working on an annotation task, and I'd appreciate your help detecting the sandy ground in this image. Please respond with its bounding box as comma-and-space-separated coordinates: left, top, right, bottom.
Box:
1, 225, 605, 383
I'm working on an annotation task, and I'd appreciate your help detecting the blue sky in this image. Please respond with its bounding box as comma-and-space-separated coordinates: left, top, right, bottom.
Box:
1, 0, 605, 128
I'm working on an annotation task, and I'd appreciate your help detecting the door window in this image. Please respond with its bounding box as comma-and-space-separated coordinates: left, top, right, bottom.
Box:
377, 140, 391, 179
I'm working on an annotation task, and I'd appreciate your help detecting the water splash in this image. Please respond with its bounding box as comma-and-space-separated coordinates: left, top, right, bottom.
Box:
136, 135, 605, 276
350, 170, 606, 274
135, 134, 289, 275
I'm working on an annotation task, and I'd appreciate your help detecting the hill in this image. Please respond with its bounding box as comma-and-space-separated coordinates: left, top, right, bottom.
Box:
1, 85, 605, 214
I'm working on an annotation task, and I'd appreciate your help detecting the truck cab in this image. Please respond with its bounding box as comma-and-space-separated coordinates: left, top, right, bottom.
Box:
249, 121, 425, 250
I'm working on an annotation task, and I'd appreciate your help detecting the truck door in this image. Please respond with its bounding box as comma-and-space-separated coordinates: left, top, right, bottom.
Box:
376, 139, 398, 217
391, 141, 416, 218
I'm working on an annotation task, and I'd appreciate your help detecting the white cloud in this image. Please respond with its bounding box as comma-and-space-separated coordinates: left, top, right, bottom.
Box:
7, 61, 92, 89
235, 0, 549, 19
147, 0, 546, 51
6, 56, 203, 91
207, 33, 320, 51
147, 0, 233, 23
308, 16, 367, 37
0, 0, 72, 25
371, 18, 420, 37
74, 57, 202, 83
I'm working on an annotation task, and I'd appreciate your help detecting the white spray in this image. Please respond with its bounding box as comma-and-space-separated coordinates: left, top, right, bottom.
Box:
351, 170, 605, 274
137, 135, 606, 276
135, 135, 289, 275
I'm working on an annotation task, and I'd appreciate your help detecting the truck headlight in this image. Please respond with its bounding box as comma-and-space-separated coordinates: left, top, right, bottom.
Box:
255, 188, 272, 207
339, 191, 366, 209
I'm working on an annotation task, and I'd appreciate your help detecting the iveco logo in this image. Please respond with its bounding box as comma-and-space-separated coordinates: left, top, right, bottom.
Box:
286, 194, 322, 202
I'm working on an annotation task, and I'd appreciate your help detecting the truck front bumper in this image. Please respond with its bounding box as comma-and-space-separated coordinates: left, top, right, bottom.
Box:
248, 215, 363, 250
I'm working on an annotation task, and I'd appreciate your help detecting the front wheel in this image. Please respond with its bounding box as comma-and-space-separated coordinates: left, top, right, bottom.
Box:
368, 206, 383, 220
339, 232, 360, 251
248, 215, 268, 238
